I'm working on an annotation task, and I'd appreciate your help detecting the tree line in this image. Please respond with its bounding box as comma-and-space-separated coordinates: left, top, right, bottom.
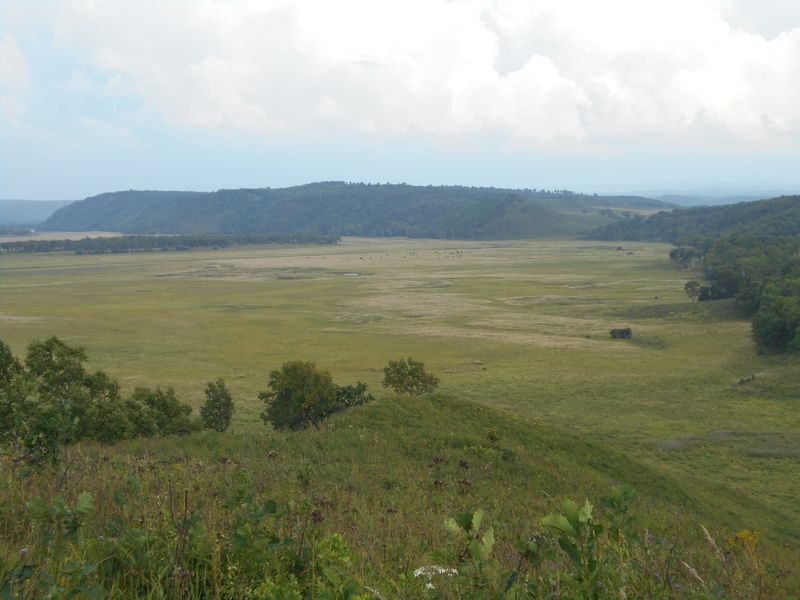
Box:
587, 195, 800, 353
672, 235, 800, 353
0, 338, 217, 463
0, 233, 340, 255
1, 337, 439, 463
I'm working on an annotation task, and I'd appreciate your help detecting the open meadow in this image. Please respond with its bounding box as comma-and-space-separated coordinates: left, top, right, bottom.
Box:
2, 237, 799, 594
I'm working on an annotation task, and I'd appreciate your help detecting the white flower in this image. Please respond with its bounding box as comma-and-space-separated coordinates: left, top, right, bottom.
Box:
413, 565, 458, 578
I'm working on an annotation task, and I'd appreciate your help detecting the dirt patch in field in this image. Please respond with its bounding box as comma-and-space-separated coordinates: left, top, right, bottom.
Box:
470, 314, 613, 337
393, 324, 632, 350
0, 312, 42, 322
158, 264, 335, 281
329, 313, 389, 325
500, 295, 608, 306
349, 289, 491, 319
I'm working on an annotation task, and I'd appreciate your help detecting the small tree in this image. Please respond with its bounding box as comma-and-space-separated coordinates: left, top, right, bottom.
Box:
259, 362, 371, 431
260, 361, 336, 431
382, 357, 439, 397
25, 336, 88, 400
684, 280, 701, 302
200, 378, 234, 432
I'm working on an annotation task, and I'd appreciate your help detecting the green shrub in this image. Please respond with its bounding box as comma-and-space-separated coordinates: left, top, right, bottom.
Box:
130, 387, 195, 435
0, 337, 197, 459
260, 361, 335, 431
259, 361, 371, 431
382, 357, 439, 397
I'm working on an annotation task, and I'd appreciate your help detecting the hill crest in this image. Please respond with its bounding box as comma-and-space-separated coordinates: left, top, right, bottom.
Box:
42, 182, 670, 240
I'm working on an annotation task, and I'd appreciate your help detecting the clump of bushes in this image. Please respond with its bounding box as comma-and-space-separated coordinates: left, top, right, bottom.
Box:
259, 361, 372, 431
0, 337, 229, 463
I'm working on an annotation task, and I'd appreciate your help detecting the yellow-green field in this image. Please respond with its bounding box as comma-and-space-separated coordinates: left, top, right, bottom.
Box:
2, 237, 799, 588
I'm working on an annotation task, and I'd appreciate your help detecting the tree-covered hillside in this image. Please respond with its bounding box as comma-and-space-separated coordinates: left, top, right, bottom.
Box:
589, 195, 800, 243
590, 195, 800, 354
41, 182, 669, 239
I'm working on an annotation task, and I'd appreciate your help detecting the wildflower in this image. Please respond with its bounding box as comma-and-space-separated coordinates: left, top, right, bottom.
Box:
413, 565, 458, 578
728, 529, 759, 548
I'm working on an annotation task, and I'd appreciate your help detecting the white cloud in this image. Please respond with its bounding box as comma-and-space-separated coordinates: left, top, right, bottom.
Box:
0, 35, 29, 91
0, 34, 30, 123
77, 115, 139, 146
720, 0, 800, 39
3, 0, 800, 150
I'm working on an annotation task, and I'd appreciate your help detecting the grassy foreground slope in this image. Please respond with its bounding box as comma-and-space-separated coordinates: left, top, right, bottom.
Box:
41, 182, 670, 239
1, 239, 798, 592
1, 394, 790, 595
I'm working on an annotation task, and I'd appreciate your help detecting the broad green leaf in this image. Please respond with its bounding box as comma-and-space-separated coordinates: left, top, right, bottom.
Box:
469, 539, 488, 561
455, 511, 473, 533
578, 499, 593, 523
472, 509, 484, 533
482, 527, 495, 555
558, 537, 582, 571
561, 499, 579, 527
444, 517, 464, 536
542, 513, 574, 535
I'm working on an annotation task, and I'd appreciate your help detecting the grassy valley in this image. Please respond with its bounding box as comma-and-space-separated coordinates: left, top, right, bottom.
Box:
2, 238, 798, 595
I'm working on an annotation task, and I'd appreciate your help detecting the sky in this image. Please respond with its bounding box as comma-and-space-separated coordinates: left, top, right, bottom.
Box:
1, 0, 799, 200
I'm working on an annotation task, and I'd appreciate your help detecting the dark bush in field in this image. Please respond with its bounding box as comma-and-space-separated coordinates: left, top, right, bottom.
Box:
610, 328, 633, 339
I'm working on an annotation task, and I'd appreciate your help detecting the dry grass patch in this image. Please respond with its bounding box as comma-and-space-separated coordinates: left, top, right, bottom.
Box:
393, 323, 633, 350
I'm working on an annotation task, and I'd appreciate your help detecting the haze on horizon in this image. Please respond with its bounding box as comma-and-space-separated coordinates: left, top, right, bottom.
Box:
1, 0, 800, 200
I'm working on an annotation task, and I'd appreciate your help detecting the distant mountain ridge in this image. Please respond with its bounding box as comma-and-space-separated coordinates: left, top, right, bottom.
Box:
41, 182, 670, 239
0, 200, 75, 225
654, 194, 770, 207
589, 195, 800, 243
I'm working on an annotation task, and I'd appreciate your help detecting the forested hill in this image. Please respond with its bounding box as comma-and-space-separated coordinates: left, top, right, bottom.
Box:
41, 182, 668, 239
589, 195, 800, 243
